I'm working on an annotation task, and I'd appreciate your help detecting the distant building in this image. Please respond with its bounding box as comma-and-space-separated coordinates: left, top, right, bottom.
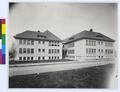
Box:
14, 30, 62, 61
63, 29, 115, 61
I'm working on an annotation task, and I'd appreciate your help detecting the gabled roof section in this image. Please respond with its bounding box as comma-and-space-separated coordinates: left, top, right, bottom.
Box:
14, 30, 62, 42
64, 29, 115, 44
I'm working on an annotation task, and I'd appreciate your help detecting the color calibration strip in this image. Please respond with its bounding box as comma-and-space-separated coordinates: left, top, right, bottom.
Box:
0, 19, 6, 64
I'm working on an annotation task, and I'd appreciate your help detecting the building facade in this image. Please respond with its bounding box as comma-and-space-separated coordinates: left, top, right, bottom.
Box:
63, 29, 115, 61
14, 30, 62, 61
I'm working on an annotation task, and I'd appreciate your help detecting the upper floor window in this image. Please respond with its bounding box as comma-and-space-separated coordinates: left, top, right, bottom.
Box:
27, 40, 30, 45
23, 48, 26, 54
24, 40, 26, 45
86, 48, 88, 54
86, 48, 96, 54
57, 42, 60, 46
49, 41, 60, 47
42, 49, 45, 52
31, 49, 34, 53
93, 41, 96, 46
43, 41, 45, 44
19, 48, 22, 54
38, 41, 41, 44
19, 40, 22, 44
27, 48, 30, 54
49, 42, 52, 46
98, 41, 100, 45
86, 40, 88, 45
105, 42, 113, 47
31, 40, 34, 45
49, 49, 51, 54
98, 49, 100, 52
38, 49, 41, 52
101, 49, 103, 53
101, 41, 103, 45
57, 49, 59, 54
86, 40, 96, 46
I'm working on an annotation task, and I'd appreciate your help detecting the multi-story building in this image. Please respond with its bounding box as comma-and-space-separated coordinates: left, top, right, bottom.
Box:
63, 29, 115, 61
14, 30, 62, 61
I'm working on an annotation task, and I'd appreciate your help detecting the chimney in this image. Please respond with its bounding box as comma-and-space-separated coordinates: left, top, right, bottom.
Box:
90, 28, 93, 32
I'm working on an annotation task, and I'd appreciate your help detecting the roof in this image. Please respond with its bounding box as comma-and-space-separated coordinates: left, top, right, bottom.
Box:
14, 30, 62, 42
64, 30, 115, 44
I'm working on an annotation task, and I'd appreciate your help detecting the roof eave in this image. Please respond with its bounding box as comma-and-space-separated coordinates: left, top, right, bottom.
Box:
63, 37, 115, 44
14, 36, 62, 42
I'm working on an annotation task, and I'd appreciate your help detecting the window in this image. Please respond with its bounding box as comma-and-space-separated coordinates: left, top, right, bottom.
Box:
27, 40, 30, 45
55, 49, 56, 53
38, 49, 41, 52
55, 56, 56, 59
88, 49, 90, 54
27, 57, 30, 60
31, 57, 33, 60
23, 57, 26, 60
86, 48, 88, 54
94, 49, 96, 53
49, 49, 51, 54
42, 56, 45, 60
19, 48, 22, 54
31, 40, 34, 45
38, 41, 41, 44
19, 57, 22, 60
98, 41, 100, 45
42, 49, 45, 52
92, 49, 94, 53
57, 42, 60, 46
52, 42, 54, 46
88, 40, 90, 45
49, 57, 51, 59
19, 40, 22, 44
57, 56, 59, 59
27, 48, 30, 54
38, 57, 41, 60
101, 49, 103, 53
93, 41, 96, 46
52, 49, 54, 53
98, 49, 100, 52
105, 49, 107, 54
52, 56, 54, 59
101, 41, 103, 45
86, 40, 88, 45
91, 41, 93, 46
31, 49, 34, 53
43, 41, 45, 44
23, 48, 26, 53
24, 40, 26, 45
57, 49, 59, 54
49, 42, 51, 46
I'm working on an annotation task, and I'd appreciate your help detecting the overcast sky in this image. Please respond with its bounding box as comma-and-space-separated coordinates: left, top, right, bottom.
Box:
9, 3, 117, 48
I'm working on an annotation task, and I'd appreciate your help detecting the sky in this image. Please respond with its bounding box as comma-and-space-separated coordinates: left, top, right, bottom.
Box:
9, 3, 117, 49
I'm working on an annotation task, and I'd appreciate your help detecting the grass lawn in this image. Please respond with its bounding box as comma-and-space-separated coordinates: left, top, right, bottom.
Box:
9, 64, 115, 88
